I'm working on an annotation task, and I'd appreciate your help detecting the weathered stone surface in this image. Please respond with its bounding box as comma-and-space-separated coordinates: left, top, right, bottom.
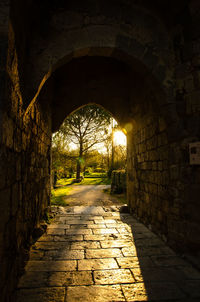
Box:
84, 234, 132, 241
86, 248, 122, 258
116, 227, 130, 234
94, 268, 134, 284
47, 229, 65, 235
65, 220, 94, 225
16, 206, 200, 302
33, 242, 70, 250
65, 228, 93, 235
25, 260, 77, 271
44, 249, 84, 260
17, 287, 65, 302
29, 249, 44, 260
18, 272, 49, 288
116, 256, 154, 268
66, 285, 125, 302
92, 228, 118, 234
70, 241, 101, 249
100, 240, 133, 248
122, 282, 186, 301
78, 258, 119, 270
48, 271, 93, 286
122, 246, 137, 256
70, 224, 88, 228
131, 267, 174, 282
48, 224, 70, 229
151, 255, 189, 267
89, 224, 107, 228
53, 235, 84, 241
98, 219, 116, 224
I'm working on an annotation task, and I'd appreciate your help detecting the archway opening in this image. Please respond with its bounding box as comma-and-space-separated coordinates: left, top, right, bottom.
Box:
51, 103, 127, 208
34, 53, 169, 227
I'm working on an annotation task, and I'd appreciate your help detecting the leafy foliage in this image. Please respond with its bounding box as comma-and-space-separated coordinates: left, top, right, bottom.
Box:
52, 104, 127, 182
58, 104, 111, 179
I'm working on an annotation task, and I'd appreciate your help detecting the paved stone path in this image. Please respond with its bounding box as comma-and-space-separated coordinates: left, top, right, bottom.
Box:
16, 206, 200, 301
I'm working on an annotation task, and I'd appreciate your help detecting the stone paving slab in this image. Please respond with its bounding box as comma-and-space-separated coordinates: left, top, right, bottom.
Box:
18, 272, 49, 288
25, 260, 77, 272
65, 220, 94, 224
16, 206, 200, 302
100, 239, 133, 248
84, 234, 133, 241
94, 219, 116, 224
78, 258, 119, 270
53, 235, 84, 241
86, 248, 122, 258
69, 241, 101, 249
89, 223, 107, 228
94, 268, 134, 284
92, 228, 118, 234
122, 282, 186, 301
17, 287, 65, 302
44, 249, 85, 260
116, 256, 155, 268
66, 285, 125, 302
33, 241, 70, 250
38, 234, 84, 241
48, 271, 93, 286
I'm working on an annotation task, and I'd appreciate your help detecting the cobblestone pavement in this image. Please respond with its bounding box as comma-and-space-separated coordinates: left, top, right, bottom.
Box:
16, 206, 200, 301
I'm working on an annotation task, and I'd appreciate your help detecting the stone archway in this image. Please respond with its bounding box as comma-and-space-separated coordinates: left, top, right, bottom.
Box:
1, 1, 200, 300
33, 51, 172, 241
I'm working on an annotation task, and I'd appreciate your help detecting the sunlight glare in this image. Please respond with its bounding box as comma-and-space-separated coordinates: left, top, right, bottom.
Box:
113, 130, 127, 146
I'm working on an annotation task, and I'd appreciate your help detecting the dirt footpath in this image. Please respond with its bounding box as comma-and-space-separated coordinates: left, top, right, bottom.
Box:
64, 185, 125, 206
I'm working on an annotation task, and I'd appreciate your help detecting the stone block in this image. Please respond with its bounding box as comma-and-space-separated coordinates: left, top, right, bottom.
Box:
78, 258, 118, 270
66, 285, 125, 302
25, 260, 77, 272
17, 287, 65, 302
18, 271, 48, 288
48, 271, 93, 286
92, 228, 118, 235
94, 268, 134, 284
44, 249, 84, 260
125, 255, 155, 268
86, 248, 122, 259
122, 282, 185, 301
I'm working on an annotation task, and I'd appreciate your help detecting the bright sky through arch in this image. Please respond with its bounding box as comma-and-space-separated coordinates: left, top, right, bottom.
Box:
113, 130, 127, 146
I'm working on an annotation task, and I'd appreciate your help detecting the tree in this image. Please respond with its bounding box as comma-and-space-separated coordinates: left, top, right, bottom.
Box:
59, 105, 111, 180
52, 130, 78, 179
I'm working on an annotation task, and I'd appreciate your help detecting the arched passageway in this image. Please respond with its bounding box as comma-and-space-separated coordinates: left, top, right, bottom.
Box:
1, 0, 200, 300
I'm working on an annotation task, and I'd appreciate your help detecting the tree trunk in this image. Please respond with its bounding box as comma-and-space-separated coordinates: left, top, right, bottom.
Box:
76, 141, 83, 180
76, 161, 81, 180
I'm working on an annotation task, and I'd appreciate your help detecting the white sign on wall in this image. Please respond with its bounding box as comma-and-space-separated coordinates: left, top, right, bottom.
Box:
189, 142, 200, 165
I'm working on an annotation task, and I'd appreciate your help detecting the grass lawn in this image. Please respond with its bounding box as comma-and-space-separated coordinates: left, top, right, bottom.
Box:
51, 177, 111, 206
84, 172, 107, 178
74, 177, 111, 185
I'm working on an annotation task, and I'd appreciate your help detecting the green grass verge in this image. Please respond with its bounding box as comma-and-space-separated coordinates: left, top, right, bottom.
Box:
84, 172, 107, 178
51, 185, 73, 206
74, 177, 111, 185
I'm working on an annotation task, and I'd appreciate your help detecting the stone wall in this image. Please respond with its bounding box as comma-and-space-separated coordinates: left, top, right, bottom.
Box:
0, 23, 52, 300
127, 1, 200, 262
127, 116, 170, 239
